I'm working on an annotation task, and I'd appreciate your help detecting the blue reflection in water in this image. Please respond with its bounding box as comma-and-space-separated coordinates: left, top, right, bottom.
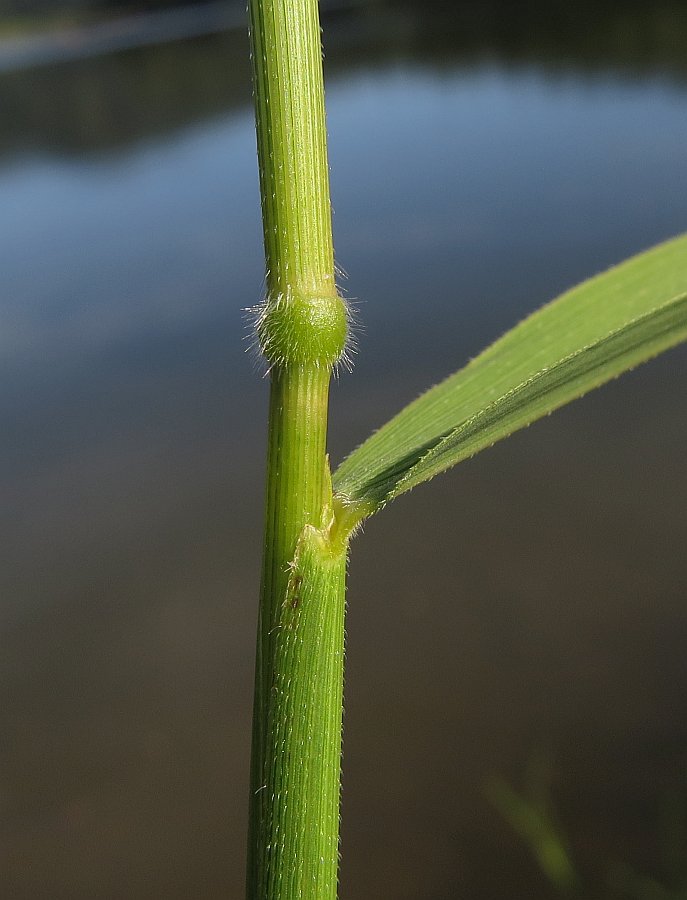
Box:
1, 115, 261, 370
3, 66, 686, 381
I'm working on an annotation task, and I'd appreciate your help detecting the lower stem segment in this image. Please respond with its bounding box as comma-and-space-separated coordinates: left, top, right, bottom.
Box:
247, 366, 348, 900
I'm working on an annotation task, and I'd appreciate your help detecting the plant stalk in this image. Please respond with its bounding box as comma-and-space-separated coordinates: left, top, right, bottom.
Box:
246, 0, 349, 897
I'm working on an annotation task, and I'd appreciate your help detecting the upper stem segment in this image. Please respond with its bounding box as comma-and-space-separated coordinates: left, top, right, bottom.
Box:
249, 0, 336, 300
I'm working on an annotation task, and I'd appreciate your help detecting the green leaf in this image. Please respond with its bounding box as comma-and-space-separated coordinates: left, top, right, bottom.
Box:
333, 233, 687, 514
485, 775, 579, 894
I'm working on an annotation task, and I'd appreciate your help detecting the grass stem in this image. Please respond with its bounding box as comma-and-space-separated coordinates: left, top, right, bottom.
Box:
246, 1, 348, 896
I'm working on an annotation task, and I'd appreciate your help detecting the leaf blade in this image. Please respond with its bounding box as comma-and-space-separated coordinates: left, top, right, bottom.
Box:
333, 233, 687, 512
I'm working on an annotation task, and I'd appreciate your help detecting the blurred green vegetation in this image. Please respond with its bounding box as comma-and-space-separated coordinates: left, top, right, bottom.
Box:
0, 0, 208, 14
0, 0, 234, 36
486, 753, 580, 895
489, 760, 687, 899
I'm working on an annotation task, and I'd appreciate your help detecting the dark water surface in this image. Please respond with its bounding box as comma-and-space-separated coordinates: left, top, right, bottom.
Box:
2, 2, 687, 897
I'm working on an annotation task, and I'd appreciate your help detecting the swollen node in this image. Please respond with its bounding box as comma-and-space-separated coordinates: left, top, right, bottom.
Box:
257, 291, 349, 369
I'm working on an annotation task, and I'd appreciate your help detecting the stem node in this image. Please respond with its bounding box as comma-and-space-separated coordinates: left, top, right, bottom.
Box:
257, 290, 349, 369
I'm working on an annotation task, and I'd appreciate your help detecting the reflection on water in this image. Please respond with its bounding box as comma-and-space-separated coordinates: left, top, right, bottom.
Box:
3, 0, 687, 159
0, 28, 250, 157
1, 2, 686, 898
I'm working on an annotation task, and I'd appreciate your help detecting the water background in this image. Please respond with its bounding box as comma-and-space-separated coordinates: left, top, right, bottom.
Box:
2, 1, 687, 897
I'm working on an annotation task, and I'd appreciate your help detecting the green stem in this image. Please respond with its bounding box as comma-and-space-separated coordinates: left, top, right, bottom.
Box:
251, 495, 348, 899
246, 0, 350, 897
249, 0, 335, 297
